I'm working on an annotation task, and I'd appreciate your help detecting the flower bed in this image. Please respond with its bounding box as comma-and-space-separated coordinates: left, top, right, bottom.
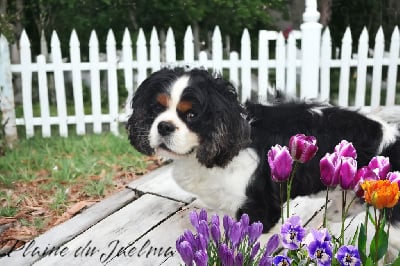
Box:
176, 135, 400, 265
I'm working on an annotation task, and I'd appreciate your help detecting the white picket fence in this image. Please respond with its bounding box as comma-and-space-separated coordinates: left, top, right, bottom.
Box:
0, 0, 399, 140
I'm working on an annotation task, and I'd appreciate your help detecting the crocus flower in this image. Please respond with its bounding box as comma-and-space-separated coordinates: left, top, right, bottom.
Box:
335, 245, 361, 266
289, 134, 318, 163
268, 144, 293, 182
339, 157, 357, 190
248, 222, 263, 244
211, 223, 221, 244
387, 171, 400, 188
361, 180, 400, 209
250, 242, 261, 260
176, 239, 194, 266
218, 243, 234, 266
320, 152, 341, 187
368, 156, 391, 179
353, 166, 379, 197
259, 234, 280, 266
229, 222, 242, 247
273, 255, 292, 266
334, 140, 357, 159
234, 252, 244, 266
194, 250, 208, 266
280, 216, 306, 250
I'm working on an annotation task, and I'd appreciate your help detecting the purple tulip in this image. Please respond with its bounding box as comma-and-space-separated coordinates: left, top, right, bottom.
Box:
289, 134, 318, 163
273, 255, 292, 266
268, 144, 293, 182
335, 245, 361, 266
368, 156, 391, 179
334, 140, 357, 159
194, 250, 208, 266
176, 240, 194, 266
353, 166, 378, 198
281, 216, 306, 250
339, 157, 357, 190
320, 152, 341, 187
387, 171, 400, 188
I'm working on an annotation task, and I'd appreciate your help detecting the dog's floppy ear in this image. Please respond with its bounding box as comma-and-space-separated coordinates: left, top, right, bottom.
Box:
196, 76, 251, 168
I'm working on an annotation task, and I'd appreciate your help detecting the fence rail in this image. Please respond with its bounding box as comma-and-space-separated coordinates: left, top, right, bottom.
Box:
0, 0, 399, 141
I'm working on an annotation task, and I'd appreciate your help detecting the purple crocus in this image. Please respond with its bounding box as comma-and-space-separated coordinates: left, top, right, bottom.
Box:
335, 245, 361, 266
229, 222, 242, 247
234, 252, 244, 266
334, 140, 357, 159
194, 250, 208, 266
289, 134, 318, 163
268, 144, 293, 182
211, 223, 221, 244
369, 156, 391, 179
248, 222, 263, 244
387, 171, 400, 188
176, 239, 194, 266
339, 157, 358, 190
272, 255, 292, 266
320, 152, 341, 187
280, 215, 306, 250
259, 234, 280, 266
218, 243, 234, 266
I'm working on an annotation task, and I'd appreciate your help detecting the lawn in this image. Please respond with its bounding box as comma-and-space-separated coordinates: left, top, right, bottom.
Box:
0, 132, 158, 245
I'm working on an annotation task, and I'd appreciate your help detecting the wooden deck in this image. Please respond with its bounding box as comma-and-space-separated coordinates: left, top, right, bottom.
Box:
0, 164, 387, 265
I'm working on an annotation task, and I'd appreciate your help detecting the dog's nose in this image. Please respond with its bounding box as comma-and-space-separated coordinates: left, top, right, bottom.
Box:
157, 121, 176, 136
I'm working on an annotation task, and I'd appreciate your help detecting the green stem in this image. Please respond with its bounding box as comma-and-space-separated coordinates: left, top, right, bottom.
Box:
340, 190, 347, 246
374, 208, 379, 264
280, 183, 284, 224
323, 188, 329, 228
365, 204, 369, 238
286, 162, 299, 218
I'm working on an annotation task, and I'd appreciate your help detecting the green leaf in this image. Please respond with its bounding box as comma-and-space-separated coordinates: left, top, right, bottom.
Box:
358, 223, 367, 263
370, 228, 388, 262
364, 257, 374, 266
350, 226, 359, 245
392, 256, 400, 266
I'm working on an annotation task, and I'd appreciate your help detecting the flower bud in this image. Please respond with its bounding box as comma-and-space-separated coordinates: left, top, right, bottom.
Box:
339, 157, 357, 190
320, 152, 341, 187
289, 134, 318, 163
368, 156, 391, 180
267, 144, 293, 182
334, 140, 357, 159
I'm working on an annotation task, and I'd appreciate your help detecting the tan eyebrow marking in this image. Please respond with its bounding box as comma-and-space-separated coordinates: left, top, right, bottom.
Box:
156, 93, 170, 107
177, 100, 193, 113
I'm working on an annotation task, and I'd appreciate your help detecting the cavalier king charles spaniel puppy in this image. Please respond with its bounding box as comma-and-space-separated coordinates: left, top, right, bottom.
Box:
127, 67, 400, 232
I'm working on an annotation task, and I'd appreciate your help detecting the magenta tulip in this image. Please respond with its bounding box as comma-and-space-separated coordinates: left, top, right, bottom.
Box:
339, 157, 358, 190
334, 140, 357, 159
368, 156, 391, 179
267, 144, 293, 182
353, 166, 379, 197
387, 171, 400, 188
289, 134, 318, 163
320, 152, 341, 187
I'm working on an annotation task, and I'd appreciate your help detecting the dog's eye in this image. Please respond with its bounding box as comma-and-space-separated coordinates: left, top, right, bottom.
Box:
186, 111, 197, 121
150, 102, 165, 114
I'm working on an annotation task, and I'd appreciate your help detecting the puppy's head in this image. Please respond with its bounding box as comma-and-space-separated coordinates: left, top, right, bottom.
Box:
126, 68, 250, 168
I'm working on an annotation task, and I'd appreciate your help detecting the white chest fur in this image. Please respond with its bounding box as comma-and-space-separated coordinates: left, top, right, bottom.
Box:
171, 148, 259, 216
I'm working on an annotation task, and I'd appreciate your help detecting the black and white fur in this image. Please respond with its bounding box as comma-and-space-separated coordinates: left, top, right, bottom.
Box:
127, 67, 400, 233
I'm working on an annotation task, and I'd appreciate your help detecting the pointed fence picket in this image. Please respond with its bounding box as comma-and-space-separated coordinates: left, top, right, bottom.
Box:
1, 0, 400, 140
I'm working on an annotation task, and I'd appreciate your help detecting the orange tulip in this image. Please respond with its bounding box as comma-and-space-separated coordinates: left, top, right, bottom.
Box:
361, 180, 400, 209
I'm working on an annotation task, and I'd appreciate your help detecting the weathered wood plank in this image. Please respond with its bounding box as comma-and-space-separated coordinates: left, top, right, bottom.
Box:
31, 194, 184, 265
0, 189, 137, 265
128, 164, 196, 204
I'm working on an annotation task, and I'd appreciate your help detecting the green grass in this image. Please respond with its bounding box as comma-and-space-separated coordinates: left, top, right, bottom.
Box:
0, 132, 147, 187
